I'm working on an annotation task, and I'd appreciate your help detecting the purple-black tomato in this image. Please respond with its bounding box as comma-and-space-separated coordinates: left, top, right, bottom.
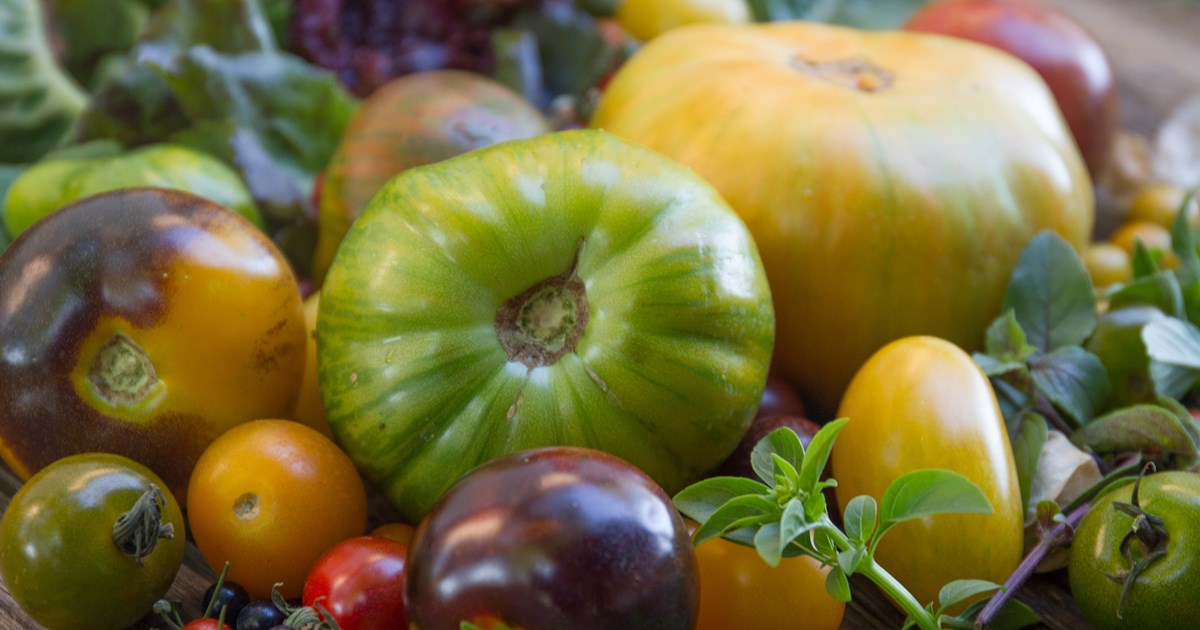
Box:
405, 446, 699, 630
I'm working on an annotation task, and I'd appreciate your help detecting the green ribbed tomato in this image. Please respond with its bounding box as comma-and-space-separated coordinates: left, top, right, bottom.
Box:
317, 129, 775, 523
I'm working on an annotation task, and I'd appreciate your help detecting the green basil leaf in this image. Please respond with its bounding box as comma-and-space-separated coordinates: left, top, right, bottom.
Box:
693, 495, 780, 545
941, 597, 1041, 630
803, 488, 828, 523
1108, 270, 1187, 318
843, 495, 878, 545
779, 496, 819, 550
751, 426, 805, 485
1035, 499, 1063, 531
985, 309, 1036, 362
0, 0, 89, 162
1029, 346, 1109, 426
798, 417, 848, 493
771, 453, 800, 487
937, 579, 1003, 613
1012, 412, 1048, 515
673, 476, 771, 525
754, 522, 784, 567
1002, 231, 1096, 352
836, 546, 868, 576
1131, 238, 1164, 279
813, 528, 838, 557
990, 373, 1033, 435
879, 469, 994, 529
974, 353, 1027, 378
825, 0, 931, 29
1143, 317, 1200, 398
1172, 191, 1200, 280
1070, 404, 1199, 458
825, 566, 852, 603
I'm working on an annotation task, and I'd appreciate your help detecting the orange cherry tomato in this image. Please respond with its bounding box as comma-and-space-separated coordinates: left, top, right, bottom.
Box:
1127, 182, 1197, 228
187, 419, 368, 599
693, 535, 844, 630
1109, 220, 1177, 268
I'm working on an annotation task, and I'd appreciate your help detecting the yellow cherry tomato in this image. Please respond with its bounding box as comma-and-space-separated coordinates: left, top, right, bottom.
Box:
615, 0, 750, 41
187, 419, 368, 599
1084, 242, 1132, 289
1127, 182, 1196, 228
832, 336, 1023, 607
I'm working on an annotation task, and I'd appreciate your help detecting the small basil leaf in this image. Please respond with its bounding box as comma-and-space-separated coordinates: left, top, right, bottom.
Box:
798, 417, 848, 493
753, 522, 784, 567
1029, 346, 1109, 426
825, 567, 852, 603
692, 493, 779, 545
751, 426, 806, 485
1070, 404, 1199, 459
974, 353, 1027, 378
1143, 317, 1200, 398
803, 488, 828, 522
1108, 270, 1187, 318
1002, 231, 1096, 352
843, 495, 878, 545
771, 453, 800, 488
879, 469, 994, 528
1131, 238, 1164, 279
836, 546, 868, 576
1012, 412, 1048, 515
985, 309, 1035, 362
937, 579, 1003, 613
1171, 191, 1200, 282
779, 496, 818, 549
672, 476, 771, 525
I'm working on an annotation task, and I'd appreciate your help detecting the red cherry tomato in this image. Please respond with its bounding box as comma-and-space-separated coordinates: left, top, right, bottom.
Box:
302, 536, 409, 630
182, 620, 232, 630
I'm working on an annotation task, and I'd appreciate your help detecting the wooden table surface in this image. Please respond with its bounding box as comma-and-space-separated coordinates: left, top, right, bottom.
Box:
3, 1, 1200, 628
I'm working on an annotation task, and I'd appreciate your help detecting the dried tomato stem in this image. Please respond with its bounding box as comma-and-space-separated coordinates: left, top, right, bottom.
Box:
112, 483, 175, 566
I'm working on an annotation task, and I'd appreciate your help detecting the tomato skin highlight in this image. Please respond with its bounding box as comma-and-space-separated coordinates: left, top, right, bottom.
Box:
187, 419, 369, 600
832, 336, 1024, 607
302, 536, 409, 630
1069, 471, 1200, 630
0, 453, 185, 630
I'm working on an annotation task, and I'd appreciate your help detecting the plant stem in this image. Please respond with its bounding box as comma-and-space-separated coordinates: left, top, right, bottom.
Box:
973, 502, 1090, 629
822, 525, 940, 630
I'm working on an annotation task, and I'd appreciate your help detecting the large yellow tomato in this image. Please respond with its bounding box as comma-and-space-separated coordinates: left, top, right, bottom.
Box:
832, 336, 1023, 607
615, 0, 751, 41
592, 22, 1093, 416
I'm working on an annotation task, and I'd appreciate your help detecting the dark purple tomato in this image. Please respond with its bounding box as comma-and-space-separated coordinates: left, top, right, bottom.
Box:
406, 446, 698, 630
757, 372, 808, 420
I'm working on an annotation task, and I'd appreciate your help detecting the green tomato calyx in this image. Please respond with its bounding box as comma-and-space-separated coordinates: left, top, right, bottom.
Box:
496, 241, 589, 368
1106, 465, 1171, 620
111, 484, 175, 567
88, 332, 159, 407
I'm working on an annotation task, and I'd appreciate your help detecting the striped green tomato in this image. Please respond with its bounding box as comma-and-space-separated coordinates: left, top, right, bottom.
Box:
317, 129, 775, 523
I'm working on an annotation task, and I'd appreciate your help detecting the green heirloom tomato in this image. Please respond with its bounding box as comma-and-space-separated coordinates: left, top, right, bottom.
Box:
3, 143, 263, 236
1069, 471, 1200, 629
0, 453, 185, 630
318, 129, 775, 523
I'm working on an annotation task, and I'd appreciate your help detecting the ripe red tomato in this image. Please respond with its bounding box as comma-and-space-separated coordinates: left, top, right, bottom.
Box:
905, 0, 1118, 177
182, 620, 231, 630
303, 536, 409, 630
